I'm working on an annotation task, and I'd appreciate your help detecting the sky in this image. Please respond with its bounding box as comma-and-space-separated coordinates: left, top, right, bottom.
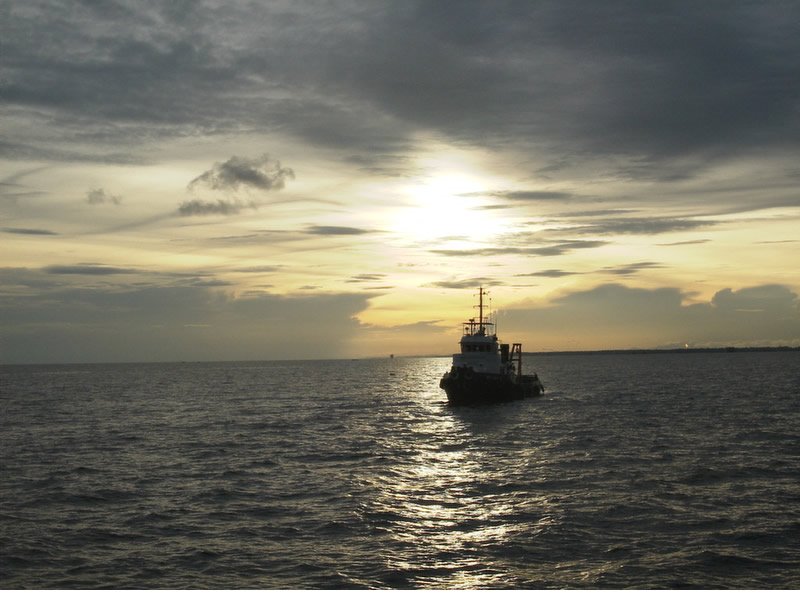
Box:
2, 0, 799, 363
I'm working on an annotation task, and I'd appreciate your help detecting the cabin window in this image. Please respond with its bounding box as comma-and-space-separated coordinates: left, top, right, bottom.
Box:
461, 343, 494, 352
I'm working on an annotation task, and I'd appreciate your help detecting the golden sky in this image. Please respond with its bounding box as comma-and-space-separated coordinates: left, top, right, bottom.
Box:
2, 2, 799, 362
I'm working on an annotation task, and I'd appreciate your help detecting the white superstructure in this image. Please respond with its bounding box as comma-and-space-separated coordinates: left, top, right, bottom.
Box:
450, 290, 514, 375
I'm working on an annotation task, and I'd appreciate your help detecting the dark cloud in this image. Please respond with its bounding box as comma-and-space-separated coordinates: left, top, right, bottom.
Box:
4, 2, 798, 182
86, 187, 121, 205
1, 227, 58, 236
188, 154, 294, 192
333, 2, 800, 176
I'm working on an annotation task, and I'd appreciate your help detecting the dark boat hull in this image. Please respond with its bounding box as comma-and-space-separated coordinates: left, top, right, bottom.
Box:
439, 367, 544, 405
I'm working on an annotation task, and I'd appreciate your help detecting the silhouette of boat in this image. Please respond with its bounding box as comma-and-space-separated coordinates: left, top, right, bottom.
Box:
439, 288, 544, 405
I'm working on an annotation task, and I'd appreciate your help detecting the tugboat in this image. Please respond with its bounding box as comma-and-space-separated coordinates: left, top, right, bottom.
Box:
439, 288, 544, 405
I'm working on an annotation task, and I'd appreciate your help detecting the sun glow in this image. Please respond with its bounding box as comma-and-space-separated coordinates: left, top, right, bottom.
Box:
390, 173, 509, 243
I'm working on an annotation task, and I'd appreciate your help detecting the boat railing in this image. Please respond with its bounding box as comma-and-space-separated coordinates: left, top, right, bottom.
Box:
510, 343, 523, 382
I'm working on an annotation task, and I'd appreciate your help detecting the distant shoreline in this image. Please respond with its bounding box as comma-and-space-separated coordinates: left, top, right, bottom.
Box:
529, 346, 800, 356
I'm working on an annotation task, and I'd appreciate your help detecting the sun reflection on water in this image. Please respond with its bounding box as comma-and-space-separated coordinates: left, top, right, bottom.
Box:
357, 359, 561, 588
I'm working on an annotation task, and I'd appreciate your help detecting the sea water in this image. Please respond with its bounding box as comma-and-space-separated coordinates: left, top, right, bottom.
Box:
1, 351, 799, 589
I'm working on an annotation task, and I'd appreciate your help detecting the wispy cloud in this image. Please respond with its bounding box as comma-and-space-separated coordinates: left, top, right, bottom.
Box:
1, 227, 58, 236
432, 240, 607, 257
657, 239, 712, 246
566, 217, 716, 236
177, 199, 256, 217
346, 273, 386, 283
177, 277, 231, 288
521, 269, 582, 278
520, 262, 665, 279
40, 264, 225, 286
556, 209, 637, 218
231, 265, 281, 273
305, 225, 375, 236
481, 190, 577, 201
429, 277, 505, 289
203, 230, 304, 246
600, 262, 665, 276
43, 264, 142, 276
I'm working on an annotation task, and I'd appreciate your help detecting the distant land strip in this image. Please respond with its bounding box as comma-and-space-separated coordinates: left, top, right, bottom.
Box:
528, 346, 800, 356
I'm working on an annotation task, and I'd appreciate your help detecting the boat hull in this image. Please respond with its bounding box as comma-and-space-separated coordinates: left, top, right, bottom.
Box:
439, 367, 544, 405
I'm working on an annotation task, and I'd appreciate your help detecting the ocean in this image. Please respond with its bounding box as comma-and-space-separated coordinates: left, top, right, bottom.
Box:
1, 351, 799, 589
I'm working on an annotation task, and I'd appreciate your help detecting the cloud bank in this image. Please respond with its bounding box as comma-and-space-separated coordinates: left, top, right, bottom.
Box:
0, 266, 371, 363
2, 269, 796, 363
503, 284, 800, 350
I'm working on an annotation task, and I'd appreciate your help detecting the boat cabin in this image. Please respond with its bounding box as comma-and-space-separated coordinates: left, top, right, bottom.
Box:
451, 305, 506, 373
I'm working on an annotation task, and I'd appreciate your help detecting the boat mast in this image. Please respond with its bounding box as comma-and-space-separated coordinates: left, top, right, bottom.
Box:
464, 287, 492, 335
479, 286, 484, 333
475, 287, 490, 334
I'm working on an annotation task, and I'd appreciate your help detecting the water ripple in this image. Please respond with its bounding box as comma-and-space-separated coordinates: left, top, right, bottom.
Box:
2, 353, 799, 588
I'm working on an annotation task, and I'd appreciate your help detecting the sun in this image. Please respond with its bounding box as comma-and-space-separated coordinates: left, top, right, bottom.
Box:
390, 172, 509, 243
